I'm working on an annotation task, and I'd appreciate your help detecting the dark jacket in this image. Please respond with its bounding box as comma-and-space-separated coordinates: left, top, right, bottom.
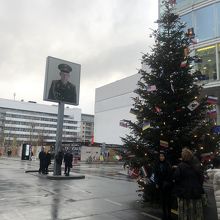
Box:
55, 151, 64, 165
45, 152, 51, 166
39, 151, 46, 161
154, 160, 173, 190
64, 152, 73, 167
173, 160, 204, 199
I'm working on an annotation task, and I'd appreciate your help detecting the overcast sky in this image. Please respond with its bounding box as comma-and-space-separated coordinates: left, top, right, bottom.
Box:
0, 0, 158, 114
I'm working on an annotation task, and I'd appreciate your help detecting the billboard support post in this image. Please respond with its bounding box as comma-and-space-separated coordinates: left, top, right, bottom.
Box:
53, 102, 64, 176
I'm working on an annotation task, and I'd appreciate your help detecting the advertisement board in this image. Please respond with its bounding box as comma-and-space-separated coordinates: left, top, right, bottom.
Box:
43, 56, 81, 105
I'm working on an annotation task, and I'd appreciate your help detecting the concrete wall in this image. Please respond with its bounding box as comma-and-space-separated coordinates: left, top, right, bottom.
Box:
94, 74, 140, 145
80, 146, 101, 161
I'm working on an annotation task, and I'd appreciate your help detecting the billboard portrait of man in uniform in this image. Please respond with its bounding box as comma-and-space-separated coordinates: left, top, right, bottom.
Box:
48, 64, 76, 103
43, 56, 81, 106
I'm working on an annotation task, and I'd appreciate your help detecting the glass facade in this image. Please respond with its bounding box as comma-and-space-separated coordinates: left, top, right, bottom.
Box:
195, 4, 215, 42
159, 1, 220, 84
175, 1, 220, 84
196, 45, 217, 82
175, 0, 208, 11
217, 3, 220, 37
181, 12, 192, 32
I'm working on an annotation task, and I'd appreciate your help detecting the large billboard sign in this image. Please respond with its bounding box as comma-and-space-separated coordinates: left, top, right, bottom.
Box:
43, 56, 81, 105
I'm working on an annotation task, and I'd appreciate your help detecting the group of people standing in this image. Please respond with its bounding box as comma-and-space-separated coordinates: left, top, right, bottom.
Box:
154, 148, 205, 220
38, 147, 52, 174
38, 147, 73, 176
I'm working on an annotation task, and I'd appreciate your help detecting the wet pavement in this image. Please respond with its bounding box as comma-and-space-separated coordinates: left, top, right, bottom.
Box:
0, 158, 163, 220
0, 157, 217, 220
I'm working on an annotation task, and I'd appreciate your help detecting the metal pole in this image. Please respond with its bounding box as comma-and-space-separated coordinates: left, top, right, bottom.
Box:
53, 102, 64, 175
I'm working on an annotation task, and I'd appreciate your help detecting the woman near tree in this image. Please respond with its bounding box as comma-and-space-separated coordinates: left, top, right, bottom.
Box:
173, 148, 204, 220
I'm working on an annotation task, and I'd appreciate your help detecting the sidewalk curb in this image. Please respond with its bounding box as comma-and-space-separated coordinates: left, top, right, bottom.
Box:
26, 170, 85, 180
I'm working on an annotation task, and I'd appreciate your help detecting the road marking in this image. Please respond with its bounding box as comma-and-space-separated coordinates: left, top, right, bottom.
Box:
104, 198, 122, 206
141, 212, 161, 220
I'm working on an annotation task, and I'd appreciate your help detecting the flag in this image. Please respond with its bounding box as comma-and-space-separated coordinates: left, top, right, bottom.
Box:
207, 96, 218, 104
187, 100, 199, 111
187, 28, 195, 38
119, 120, 128, 128
171, 83, 174, 92
190, 38, 198, 44
184, 47, 190, 57
212, 126, 220, 134
160, 140, 169, 148
155, 106, 161, 113
180, 60, 187, 68
140, 166, 147, 177
169, 0, 176, 4
130, 108, 137, 115
142, 121, 150, 131
149, 173, 155, 183
147, 85, 157, 92
208, 108, 217, 119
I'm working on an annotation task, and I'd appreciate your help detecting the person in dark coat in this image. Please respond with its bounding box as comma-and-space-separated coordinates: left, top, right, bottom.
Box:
154, 151, 173, 220
45, 150, 52, 174
38, 147, 46, 174
64, 151, 73, 176
55, 150, 64, 175
173, 148, 204, 220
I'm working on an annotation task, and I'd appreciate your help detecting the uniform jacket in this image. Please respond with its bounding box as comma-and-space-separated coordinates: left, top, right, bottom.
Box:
48, 80, 76, 103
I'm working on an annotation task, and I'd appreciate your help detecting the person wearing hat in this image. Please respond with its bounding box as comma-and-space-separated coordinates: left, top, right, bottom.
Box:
48, 63, 77, 103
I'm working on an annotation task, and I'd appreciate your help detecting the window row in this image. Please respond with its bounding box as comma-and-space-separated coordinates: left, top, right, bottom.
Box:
5, 113, 77, 124
195, 44, 220, 82
4, 120, 77, 130
180, 2, 220, 42
4, 127, 78, 135
176, 0, 207, 10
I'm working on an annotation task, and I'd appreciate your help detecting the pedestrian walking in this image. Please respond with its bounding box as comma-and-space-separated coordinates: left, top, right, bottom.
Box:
45, 150, 52, 174
64, 151, 73, 176
173, 148, 204, 220
38, 147, 46, 174
154, 151, 173, 220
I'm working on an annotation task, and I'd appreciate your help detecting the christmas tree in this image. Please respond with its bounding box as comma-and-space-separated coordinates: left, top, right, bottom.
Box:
122, 0, 218, 174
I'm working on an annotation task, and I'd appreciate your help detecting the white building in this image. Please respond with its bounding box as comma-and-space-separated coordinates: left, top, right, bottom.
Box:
94, 74, 140, 145
0, 98, 81, 146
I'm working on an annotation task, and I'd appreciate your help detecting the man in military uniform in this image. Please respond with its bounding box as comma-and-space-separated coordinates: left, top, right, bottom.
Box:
48, 63, 77, 103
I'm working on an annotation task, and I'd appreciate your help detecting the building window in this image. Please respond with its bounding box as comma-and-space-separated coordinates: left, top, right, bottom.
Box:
176, 0, 193, 11
195, 5, 215, 42
217, 3, 220, 37
196, 45, 217, 82
218, 44, 220, 79
181, 12, 193, 32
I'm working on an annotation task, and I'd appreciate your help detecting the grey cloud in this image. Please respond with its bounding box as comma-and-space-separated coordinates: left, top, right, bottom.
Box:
0, 0, 158, 114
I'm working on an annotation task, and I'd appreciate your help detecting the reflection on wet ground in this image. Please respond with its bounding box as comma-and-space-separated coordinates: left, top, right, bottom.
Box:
0, 158, 162, 220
